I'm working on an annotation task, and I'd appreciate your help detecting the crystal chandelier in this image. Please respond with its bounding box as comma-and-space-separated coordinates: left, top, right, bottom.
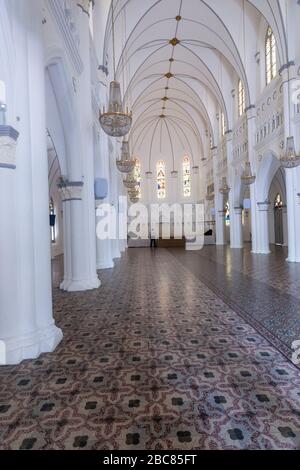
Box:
130, 196, 140, 204
128, 188, 139, 199
123, 173, 137, 190
280, 136, 300, 168
99, 1, 132, 137
219, 177, 230, 195
116, 140, 135, 173
241, 161, 256, 185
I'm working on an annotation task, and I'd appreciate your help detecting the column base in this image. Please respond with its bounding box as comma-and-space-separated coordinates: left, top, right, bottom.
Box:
231, 245, 244, 250
0, 323, 63, 365
251, 250, 271, 255
97, 260, 114, 270
286, 257, 300, 263
60, 277, 101, 292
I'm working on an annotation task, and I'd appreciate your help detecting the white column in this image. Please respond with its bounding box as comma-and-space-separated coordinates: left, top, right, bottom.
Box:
75, 0, 100, 288
0, 0, 62, 364
246, 107, 260, 254
285, 168, 300, 262
96, 202, 114, 269
230, 207, 244, 249
256, 202, 271, 254
282, 206, 288, 247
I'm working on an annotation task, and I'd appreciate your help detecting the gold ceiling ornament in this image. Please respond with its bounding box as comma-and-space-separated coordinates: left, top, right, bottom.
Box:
169, 58, 175, 63
159, 114, 166, 119
176, 15, 182, 21
99, 0, 132, 137
169, 38, 180, 46
241, 161, 256, 185
280, 136, 300, 168
116, 140, 135, 173
162, 97, 169, 102
219, 177, 230, 195
165, 72, 174, 79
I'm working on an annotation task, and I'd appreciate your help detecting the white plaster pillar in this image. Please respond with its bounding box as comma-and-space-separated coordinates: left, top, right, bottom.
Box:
230, 207, 244, 249
0, 0, 62, 364
96, 202, 114, 269
246, 107, 260, 253
282, 205, 288, 247
74, 0, 100, 288
213, 147, 226, 246
256, 202, 271, 254
285, 167, 300, 262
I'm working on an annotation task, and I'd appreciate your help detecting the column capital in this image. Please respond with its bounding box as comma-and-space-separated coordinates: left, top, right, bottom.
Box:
58, 181, 84, 202
257, 201, 271, 211
233, 206, 243, 215
0, 126, 19, 169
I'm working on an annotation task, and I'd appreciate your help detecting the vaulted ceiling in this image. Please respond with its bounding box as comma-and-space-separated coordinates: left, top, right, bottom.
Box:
102, 0, 288, 172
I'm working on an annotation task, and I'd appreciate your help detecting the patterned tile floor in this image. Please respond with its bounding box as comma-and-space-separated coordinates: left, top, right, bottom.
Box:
0, 247, 300, 450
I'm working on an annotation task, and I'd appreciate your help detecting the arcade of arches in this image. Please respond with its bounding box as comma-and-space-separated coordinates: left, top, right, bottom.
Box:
0, 0, 300, 451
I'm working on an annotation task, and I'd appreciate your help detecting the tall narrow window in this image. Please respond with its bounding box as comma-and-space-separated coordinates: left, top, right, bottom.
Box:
265, 26, 277, 85
157, 160, 166, 199
49, 198, 56, 244
134, 158, 142, 199
183, 156, 191, 198
221, 112, 226, 136
238, 80, 245, 117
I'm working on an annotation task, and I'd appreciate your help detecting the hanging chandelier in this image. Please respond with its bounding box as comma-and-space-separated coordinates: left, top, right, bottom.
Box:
130, 197, 139, 204
116, 140, 135, 173
128, 188, 139, 199
99, 1, 132, 137
123, 173, 137, 190
219, 177, 230, 195
280, 136, 300, 169
241, 161, 256, 185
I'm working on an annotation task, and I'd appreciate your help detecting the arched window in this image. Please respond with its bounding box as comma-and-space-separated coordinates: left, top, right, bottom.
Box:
238, 80, 245, 117
157, 160, 166, 199
265, 26, 277, 85
134, 158, 142, 199
183, 156, 191, 198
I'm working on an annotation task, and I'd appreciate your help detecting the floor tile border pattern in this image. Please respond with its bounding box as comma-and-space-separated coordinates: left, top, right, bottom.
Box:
167, 248, 300, 369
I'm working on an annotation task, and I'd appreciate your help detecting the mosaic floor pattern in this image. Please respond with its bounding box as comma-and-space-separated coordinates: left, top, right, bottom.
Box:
0, 247, 300, 450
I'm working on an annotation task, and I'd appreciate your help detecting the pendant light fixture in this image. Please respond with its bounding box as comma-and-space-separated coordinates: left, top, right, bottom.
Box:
219, 177, 230, 195
99, 0, 132, 137
123, 173, 137, 189
116, 140, 135, 173
241, 161, 256, 185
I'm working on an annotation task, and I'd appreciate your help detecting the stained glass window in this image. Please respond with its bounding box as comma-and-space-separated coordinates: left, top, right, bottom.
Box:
183, 156, 191, 198
157, 160, 166, 199
266, 27, 277, 85
238, 79, 245, 117
134, 158, 142, 199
